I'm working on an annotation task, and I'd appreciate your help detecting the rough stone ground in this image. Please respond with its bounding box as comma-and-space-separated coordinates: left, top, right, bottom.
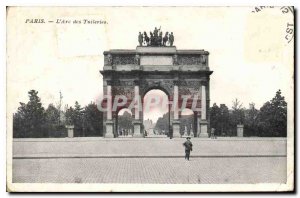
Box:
12, 137, 287, 184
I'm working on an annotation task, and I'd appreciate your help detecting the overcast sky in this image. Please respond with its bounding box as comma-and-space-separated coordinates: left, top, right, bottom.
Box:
7, 7, 294, 122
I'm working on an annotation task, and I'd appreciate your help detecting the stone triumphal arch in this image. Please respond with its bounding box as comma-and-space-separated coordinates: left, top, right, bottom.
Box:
100, 39, 213, 138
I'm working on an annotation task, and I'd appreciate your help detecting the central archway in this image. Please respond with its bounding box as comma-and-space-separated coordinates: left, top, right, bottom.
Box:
143, 89, 170, 137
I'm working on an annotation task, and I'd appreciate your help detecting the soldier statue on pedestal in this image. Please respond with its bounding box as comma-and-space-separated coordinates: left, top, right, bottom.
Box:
138, 32, 143, 46
163, 32, 169, 46
169, 32, 174, 46
144, 31, 150, 46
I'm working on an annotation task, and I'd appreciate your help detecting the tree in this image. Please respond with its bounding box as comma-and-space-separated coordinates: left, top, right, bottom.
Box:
65, 106, 75, 125
210, 103, 221, 136
244, 103, 259, 136
219, 104, 230, 136
13, 90, 46, 138
229, 98, 245, 136
74, 101, 84, 136
83, 103, 103, 136
45, 104, 60, 137
155, 112, 169, 134
258, 90, 287, 137
118, 110, 132, 134
64, 101, 85, 137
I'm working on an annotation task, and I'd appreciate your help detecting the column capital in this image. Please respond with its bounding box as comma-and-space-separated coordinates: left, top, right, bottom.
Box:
173, 80, 180, 86
133, 79, 140, 86
200, 81, 208, 86
106, 80, 113, 86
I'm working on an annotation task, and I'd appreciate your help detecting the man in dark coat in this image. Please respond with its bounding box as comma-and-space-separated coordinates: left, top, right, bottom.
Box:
183, 137, 193, 160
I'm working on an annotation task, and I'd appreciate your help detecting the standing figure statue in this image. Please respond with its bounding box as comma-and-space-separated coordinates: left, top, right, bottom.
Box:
150, 32, 154, 46
163, 32, 169, 46
169, 32, 174, 46
134, 54, 140, 65
143, 31, 150, 46
138, 32, 143, 46
106, 54, 112, 66
158, 32, 163, 46
153, 27, 159, 37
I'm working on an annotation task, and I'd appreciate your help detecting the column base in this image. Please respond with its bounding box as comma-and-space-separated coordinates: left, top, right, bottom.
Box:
198, 120, 209, 138
172, 120, 181, 138
104, 120, 114, 138
133, 120, 143, 137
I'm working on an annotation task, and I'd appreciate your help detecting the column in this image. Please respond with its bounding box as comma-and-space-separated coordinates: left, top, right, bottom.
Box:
107, 85, 112, 120
201, 85, 206, 120
172, 81, 181, 138
105, 81, 114, 138
133, 83, 142, 137
198, 84, 208, 138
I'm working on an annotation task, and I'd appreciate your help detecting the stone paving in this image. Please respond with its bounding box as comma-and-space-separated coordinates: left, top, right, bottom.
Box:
12, 137, 287, 184
13, 157, 286, 184
13, 137, 286, 158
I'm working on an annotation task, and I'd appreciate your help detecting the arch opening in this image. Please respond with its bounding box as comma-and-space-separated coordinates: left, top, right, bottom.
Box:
117, 108, 133, 137
143, 89, 170, 137
180, 108, 196, 137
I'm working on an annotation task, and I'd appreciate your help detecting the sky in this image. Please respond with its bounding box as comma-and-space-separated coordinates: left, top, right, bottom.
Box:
7, 7, 294, 122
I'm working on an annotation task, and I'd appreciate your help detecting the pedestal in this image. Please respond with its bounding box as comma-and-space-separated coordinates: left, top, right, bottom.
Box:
237, 124, 244, 137
133, 120, 143, 137
105, 120, 114, 138
65, 125, 74, 138
172, 120, 181, 138
198, 120, 209, 138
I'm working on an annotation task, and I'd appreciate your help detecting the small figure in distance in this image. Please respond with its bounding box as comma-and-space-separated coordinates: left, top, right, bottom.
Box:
169, 32, 174, 46
138, 32, 143, 46
183, 137, 193, 160
210, 128, 217, 139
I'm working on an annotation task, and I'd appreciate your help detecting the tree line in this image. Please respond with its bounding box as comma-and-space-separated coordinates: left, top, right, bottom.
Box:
13, 89, 287, 138
153, 90, 287, 137
13, 90, 103, 138
210, 90, 287, 137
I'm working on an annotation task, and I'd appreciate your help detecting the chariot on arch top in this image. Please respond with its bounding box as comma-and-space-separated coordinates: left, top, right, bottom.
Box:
138, 26, 175, 47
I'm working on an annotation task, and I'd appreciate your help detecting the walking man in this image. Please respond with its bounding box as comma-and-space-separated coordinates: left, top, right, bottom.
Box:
183, 137, 193, 160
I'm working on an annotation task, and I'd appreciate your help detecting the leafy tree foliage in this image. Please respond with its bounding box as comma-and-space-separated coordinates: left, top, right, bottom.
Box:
83, 103, 103, 137
244, 103, 259, 136
13, 90, 46, 138
45, 104, 64, 137
257, 90, 287, 137
155, 112, 169, 134
229, 99, 245, 136
13, 91, 104, 138
13, 89, 287, 138
117, 110, 133, 133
